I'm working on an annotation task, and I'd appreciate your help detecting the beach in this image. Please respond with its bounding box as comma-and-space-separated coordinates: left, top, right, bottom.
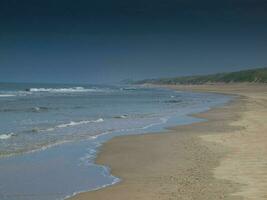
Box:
70, 83, 267, 200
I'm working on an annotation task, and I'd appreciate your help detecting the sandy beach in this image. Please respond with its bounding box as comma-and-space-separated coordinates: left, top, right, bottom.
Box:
69, 83, 267, 200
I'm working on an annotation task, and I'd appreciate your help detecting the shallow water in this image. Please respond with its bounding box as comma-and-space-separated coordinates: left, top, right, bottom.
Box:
0, 83, 232, 200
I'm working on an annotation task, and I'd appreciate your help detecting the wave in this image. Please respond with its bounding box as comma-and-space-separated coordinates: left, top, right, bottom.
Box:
63, 176, 120, 200
113, 114, 127, 119
31, 106, 49, 112
120, 87, 138, 91
0, 139, 72, 158
0, 91, 32, 97
0, 94, 16, 97
56, 118, 104, 128
26, 87, 101, 93
26, 126, 55, 133
0, 133, 14, 140
164, 100, 182, 103
22, 118, 104, 134
0, 106, 50, 113
141, 117, 169, 129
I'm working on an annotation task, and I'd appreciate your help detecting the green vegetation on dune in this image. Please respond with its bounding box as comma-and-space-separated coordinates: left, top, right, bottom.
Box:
136, 67, 267, 85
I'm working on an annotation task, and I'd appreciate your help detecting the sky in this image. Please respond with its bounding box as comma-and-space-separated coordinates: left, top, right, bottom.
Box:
0, 0, 267, 84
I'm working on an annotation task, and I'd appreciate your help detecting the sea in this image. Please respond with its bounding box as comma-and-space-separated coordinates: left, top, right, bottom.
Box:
0, 82, 232, 200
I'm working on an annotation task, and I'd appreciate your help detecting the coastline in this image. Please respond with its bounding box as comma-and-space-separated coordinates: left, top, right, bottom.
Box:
69, 83, 267, 200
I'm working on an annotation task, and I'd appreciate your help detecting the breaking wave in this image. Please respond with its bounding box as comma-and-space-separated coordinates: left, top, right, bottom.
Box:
0, 133, 14, 140
0, 94, 16, 97
113, 114, 127, 119
26, 87, 101, 93
56, 118, 104, 128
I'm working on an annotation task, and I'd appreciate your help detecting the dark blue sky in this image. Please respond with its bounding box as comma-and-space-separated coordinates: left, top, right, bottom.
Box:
1, 0, 267, 83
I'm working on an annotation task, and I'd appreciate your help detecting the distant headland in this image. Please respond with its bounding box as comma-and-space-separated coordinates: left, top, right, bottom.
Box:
134, 67, 267, 85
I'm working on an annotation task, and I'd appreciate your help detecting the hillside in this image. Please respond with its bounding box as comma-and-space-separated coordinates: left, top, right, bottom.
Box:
135, 67, 267, 85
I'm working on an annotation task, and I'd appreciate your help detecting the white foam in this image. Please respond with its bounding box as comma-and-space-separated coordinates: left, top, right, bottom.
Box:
63, 177, 120, 200
94, 118, 104, 123
28, 87, 101, 93
57, 118, 104, 128
89, 130, 111, 140
141, 117, 169, 129
45, 128, 55, 132
113, 114, 128, 119
0, 133, 14, 140
0, 94, 15, 97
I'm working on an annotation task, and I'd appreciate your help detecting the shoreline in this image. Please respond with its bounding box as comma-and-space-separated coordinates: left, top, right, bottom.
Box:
69, 83, 267, 200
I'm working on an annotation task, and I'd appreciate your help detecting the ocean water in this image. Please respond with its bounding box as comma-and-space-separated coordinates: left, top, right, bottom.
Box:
0, 83, 232, 200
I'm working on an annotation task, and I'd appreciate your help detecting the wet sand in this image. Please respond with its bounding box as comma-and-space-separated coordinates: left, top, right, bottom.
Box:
69, 83, 267, 200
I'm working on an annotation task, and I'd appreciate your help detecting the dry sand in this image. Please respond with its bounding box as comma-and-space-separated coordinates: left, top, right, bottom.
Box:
69, 83, 267, 200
